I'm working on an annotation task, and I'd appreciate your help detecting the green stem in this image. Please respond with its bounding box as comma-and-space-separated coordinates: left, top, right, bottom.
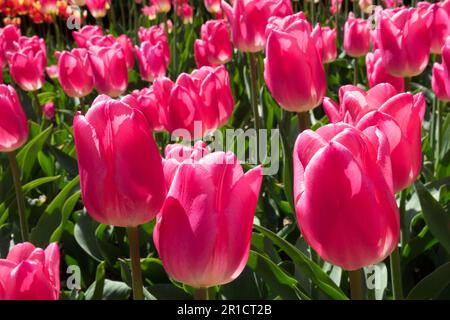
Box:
7, 152, 29, 242
127, 226, 144, 300
248, 52, 261, 162
348, 269, 364, 300
310, 0, 315, 23
354, 58, 359, 85
32, 90, 41, 123
399, 189, 408, 247
297, 111, 311, 132
435, 99, 441, 172
390, 247, 404, 300
405, 77, 412, 92
194, 287, 210, 300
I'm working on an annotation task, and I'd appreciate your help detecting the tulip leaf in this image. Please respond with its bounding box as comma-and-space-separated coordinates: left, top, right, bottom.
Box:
16, 126, 53, 179
253, 224, 348, 300
407, 262, 450, 300
74, 212, 104, 262
50, 191, 81, 243
414, 182, 450, 254
21, 175, 61, 194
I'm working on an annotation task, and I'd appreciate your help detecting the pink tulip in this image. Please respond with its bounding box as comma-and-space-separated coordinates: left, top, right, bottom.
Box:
164, 66, 234, 137
330, 0, 342, 14
116, 35, 135, 70
43, 102, 55, 119
358, 0, 372, 13
85, 0, 110, 18
138, 26, 170, 61
152, 0, 171, 13
88, 45, 128, 97
0, 242, 60, 300
323, 83, 426, 192
366, 49, 404, 92
194, 19, 233, 67
221, 0, 293, 52
142, 5, 158, 20
73, 95, 166, 227
135, 41, 169, 82
85, 34, 134, 70
163, 141, 209, 187
40, 0, 58, 15
443, 38, 450, 97
153, 151, 262, 288
311, 25, 337, 64
432, 63, 450, 102
293, 123, 400, 270
417, 1, 450, 54
46, 65, 59, 79
130, 85, 168, 132
0, 25, 21, 66
343, 12, 370, 58
72, 25, 103, 48
57, 48, 94, 98
264, 13, 326, 112
0, 85, 29, 152
205, 0, 221, 13
378, 8, 432, 77
8, 44, 46, 92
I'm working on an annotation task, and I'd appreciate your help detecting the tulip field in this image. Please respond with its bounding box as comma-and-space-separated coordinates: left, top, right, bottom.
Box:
1, 0, 450, 303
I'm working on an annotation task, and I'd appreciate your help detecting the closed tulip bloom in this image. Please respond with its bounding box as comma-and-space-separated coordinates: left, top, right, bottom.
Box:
0, 242, 60, 300
85, 0, 110, 18
0, 25, 21, 66
194, 19, 233, 67
264, 13, 326, 112
58, 48, 94, 98
343, 12, 370, 58
165, 66, 234, 137
293, 123, 399, 270
205, 0, 221, 13
88, 46, 128, 97
221, 0, 293, 52
135, 41, 169, 82
378, 8, 432, 77
323, 83, 426, 192
86, 34, 135, 70
46, 65, 59, 79
0, 85, 28, 152
9, 45, 46, 91
72, 25, 103, 48
417, 1, 450, 54
116, 35, 135, 70
443, 38, 450, 97
366, 49, 404, 92
433, 62, 450, 102
163, 141, 209, 187
73, 95, 166, 227
43, 102, 55, 119
130, 86, 166, 131
138, 26, 170, 62
311, 25, 337, 64
154, 152, 262, 288
152, 0, 171, 13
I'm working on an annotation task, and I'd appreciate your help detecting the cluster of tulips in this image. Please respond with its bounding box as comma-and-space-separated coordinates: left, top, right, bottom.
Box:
0, 0, 450, 300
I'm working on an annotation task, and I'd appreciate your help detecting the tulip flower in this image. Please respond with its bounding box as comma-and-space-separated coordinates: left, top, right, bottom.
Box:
46, 65, 59, 79
366, 49, 405, 92
154, 151, 262, 288
88, 45, 128, 97
85, 0, 110, 18
57, 48, 94, 98
221, 0, 293, 52
264, 13, 326, 112
293, 123, 400, 270
311, 25, 337, 64
358, 0, 372, 13
138, 26, 170, 62
443, 38, 450, 97
330, 0, 342, 14
116, 35, 135, 70
43, 102, 55, 119
162, 141, 210, 187
0, 25, 21, 66
0, 85, 29, 152
205, 0, 221, 13
194, 19, 233, 67
40, 0, 58, 15
323, 83, 426, 192
417, 1, 450, 54
142, 5, 158, 20
152, 0, 171, 13
432, 63, 450, 102
0, 242, 60, 300
8, 45, 46, 92
72, 25, 103, 48
343, 12, 370, 58
73, 95, 166, 227
130, 85, 168, 132
164, 66, 234, 137
135, 41, 169, 82
377, 8, 432, 77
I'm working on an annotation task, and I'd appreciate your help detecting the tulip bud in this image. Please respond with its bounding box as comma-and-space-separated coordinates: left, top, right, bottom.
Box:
58, 48, 94, 98
73, 95, 166, 227
293, 123, 399, 270
0, 242, 60, 300
343, 12, 370, 58
221, 0, 293, 52
366, 49, 405, 92
154, 152, 262, 288
0, 85, 29, 152
43, 102, 56, 119
264, 13, 326, 112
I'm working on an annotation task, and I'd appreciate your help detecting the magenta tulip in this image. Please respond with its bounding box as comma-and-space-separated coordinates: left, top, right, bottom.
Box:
264, 13, 326, 112
366, 49, 405, 92
221, 0, 293, 52
0, 85, 29, 152
8, 46, 46, 92
135, 41, 169, 82
378, 8, 432, 77
88, 45, 128, 97
130, 86, 166, 132
443, 38, 450, 97
85, 0, 110, 18
73, 95, 166, 227
57, 48, 94, 98
0, 25, 21, 67
343, 12, 370, 58
205, 0, 221, 13
417, 1, 450, 54
43, 102, 55, 119
432, 63, 450, 102
138, 26, 170, 63
154, 151, 262, 288
72, 25, 103, 48
311, 25, 337, 64
323, 83, 426, 192
0, 242, 60, 300
293, 123, 400, 270
194, 19, 233, 68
